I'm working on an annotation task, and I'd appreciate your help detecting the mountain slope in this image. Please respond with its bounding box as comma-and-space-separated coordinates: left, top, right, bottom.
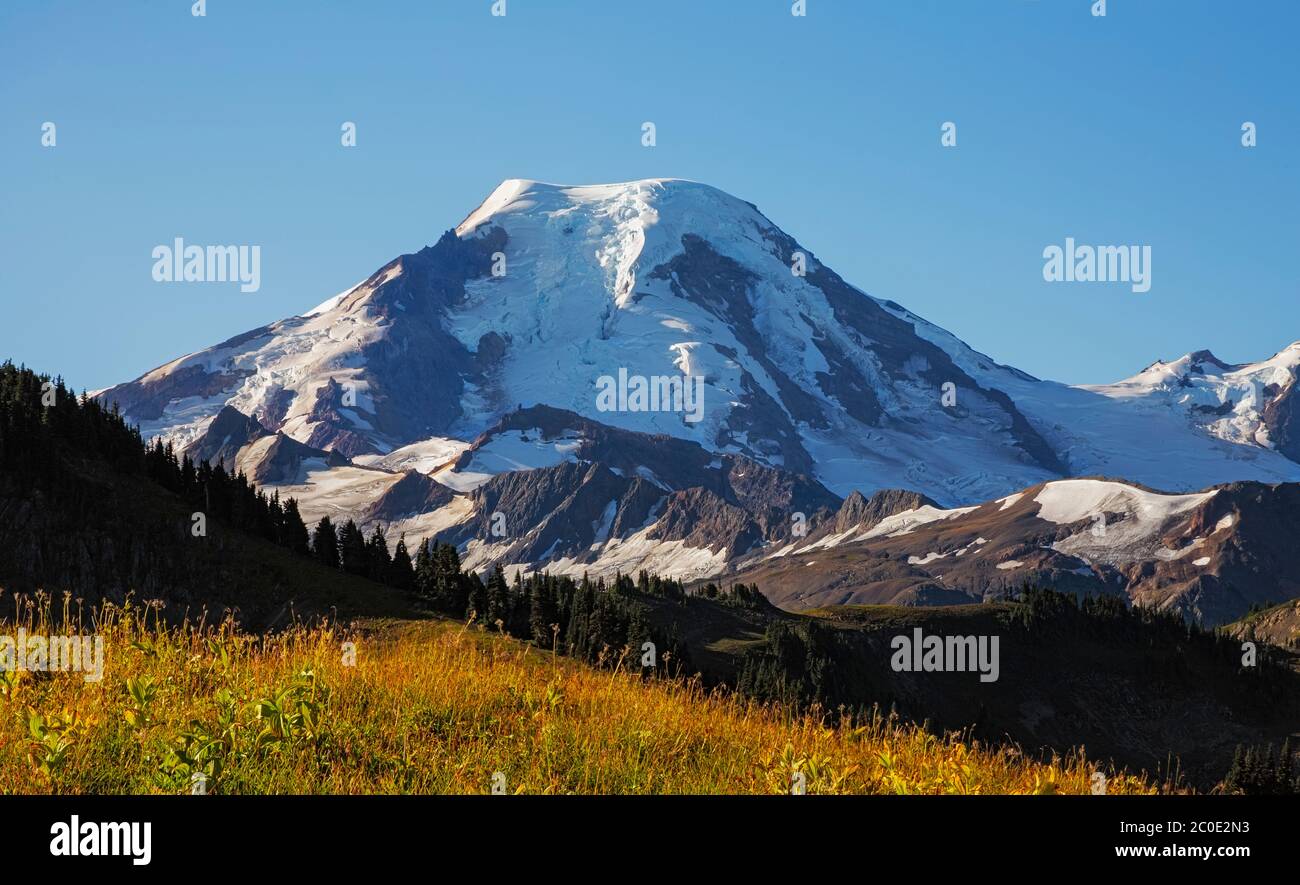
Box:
0, 436, 415, 629
427, 405, 841, 579
0, 608, 1162, 796
874, 301, 1300, 494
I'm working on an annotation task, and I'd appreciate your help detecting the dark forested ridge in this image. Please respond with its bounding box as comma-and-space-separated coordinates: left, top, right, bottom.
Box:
0, 362, 413, 624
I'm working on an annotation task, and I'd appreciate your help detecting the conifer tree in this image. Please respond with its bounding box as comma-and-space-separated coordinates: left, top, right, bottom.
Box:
465, 570, 488, 623
338, 519, 368, 576
389, 535, 415, 591
366, 525, 392, 582
529, 575, 558, 649
413, 539, 434, 598
312, 516, 339, 570
282, 498, 311, 554
486, 564, 511, 629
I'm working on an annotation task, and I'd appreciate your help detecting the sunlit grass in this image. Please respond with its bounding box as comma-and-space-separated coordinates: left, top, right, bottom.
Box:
0, 592, 1156, 795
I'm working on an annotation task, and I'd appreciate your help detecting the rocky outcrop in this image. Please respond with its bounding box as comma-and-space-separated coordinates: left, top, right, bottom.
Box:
188, 405, 348, 483
729, 478, 1300, 627
832, 488, 938, 533
434, 407, 842, 572
360, 470, 455, 524
188, 405, 271, 468
1262, 377, 1300, 462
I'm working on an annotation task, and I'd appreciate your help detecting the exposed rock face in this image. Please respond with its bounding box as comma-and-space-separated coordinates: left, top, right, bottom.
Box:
651, 487, 761, 557
99, 226, 507, 458
188, 405, 271, 469
1262, 376, 1300, 462
347, 227, 509, 446
728, 478, 1300, 627
360, 470, 455, 525
1225, 598, 1300, 649
763, 225, 1067, 476
247, 434, 350, 485
457, 404, 840, 526
647, 234, 823, 473
832, 489, 939, 533
107, 360, 253, 424
433, 406, 841, 575
187, 405, 348, 485
1155, 481, 1300, 625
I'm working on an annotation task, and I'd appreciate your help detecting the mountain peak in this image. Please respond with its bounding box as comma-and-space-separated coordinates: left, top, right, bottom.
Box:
454, 177, 752, 238
1133, 349, 1234, 379
1185, 348, 1222, 364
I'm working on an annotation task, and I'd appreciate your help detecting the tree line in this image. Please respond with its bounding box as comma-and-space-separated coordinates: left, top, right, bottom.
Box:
1224, 739, 1298, 795
406, 542, 694, 674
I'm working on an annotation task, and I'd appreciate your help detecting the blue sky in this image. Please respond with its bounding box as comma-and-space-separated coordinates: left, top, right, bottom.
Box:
2, 0, 1295, 390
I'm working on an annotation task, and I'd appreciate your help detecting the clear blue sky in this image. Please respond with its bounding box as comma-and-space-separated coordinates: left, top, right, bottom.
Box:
2, 0, 1296, 391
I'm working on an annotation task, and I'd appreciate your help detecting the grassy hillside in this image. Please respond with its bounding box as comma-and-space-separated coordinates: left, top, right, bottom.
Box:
0, 596, 1152, 795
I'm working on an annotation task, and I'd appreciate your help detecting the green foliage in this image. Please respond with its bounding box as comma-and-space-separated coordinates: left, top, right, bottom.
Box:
1223, 739, 1299, 795
123, 675, 158, 730
22, 707, 79, 780
254, 669, 327, 753
409, 547, 693, 675
693, 581, 772, 610
736, 618, 879, 713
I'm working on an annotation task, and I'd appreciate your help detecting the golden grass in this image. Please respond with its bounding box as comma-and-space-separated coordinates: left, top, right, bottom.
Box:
0, 593, 1155, 795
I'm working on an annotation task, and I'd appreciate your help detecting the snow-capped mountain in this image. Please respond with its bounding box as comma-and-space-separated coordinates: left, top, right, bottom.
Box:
97, 178, 1300, 615
101, 179, 1078, 507
1080, 346, 1300, 461
101, 178, 1300, 500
